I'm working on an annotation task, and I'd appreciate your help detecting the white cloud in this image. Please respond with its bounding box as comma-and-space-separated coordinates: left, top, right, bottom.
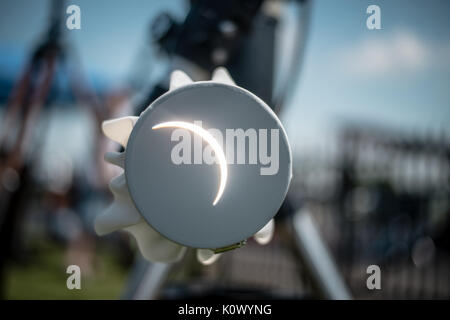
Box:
338, 30, 429, 77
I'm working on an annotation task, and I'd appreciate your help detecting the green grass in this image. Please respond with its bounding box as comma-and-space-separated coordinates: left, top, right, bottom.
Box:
5, 241, 129, 300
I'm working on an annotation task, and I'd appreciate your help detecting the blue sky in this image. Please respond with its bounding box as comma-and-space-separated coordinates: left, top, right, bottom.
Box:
281, 0, 450, 152
0, 0, 449, 155
0, 0, 186, 85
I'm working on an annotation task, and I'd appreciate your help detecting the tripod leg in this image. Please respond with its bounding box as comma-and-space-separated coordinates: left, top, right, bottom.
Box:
290, 208, 352, 300
121, 256, 172, 300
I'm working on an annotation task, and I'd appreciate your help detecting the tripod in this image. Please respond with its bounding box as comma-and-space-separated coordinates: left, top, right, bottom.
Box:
0, 0, 108, 298
121, 0, 351, 300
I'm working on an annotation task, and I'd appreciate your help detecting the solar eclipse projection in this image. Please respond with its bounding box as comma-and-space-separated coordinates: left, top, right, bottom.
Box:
95, 68, 292, 262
